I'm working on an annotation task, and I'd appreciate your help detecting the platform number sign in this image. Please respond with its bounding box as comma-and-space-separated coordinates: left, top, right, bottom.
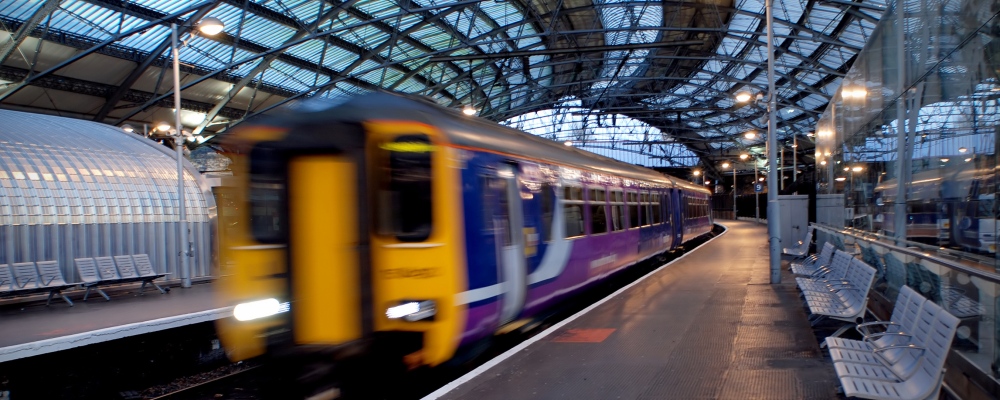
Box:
754, 183, 764, 193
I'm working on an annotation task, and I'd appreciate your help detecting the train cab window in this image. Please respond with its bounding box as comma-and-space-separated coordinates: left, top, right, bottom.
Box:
376, 134, 433, 242
590, 188, 608, 234
610, 190, 625, 231
651, 193, 661, 224
248, 146, 286, 243
541, 183, 554, 242
563, 186, 585, 238
628, 191, 640, 228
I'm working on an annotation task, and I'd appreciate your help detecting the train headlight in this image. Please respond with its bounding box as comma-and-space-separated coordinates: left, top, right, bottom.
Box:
386, 300, 436, 322
233, 298, 290, 321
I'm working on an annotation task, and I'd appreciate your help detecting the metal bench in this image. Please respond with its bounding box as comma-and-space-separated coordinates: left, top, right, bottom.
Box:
782, 226, 813, 259
802, 257, 877, 338
795, 249, 854, 293
0, 264, 12, 294
790, 242, 835, 276
834, 300, 959, 400
8, 261, 75, 306
74, 258, 112, 301
824, 285, 925, 354
116, 254, 168, 294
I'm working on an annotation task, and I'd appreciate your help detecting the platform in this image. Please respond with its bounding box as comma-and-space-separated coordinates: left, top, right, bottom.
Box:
427, 221, 840, 400
0, 282, 228, 363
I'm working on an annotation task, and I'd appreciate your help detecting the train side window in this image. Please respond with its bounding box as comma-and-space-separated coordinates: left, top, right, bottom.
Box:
494, 178, 512, 246
480, 177, 494, 233
563, 186, 585, 238
590, 188, 608, 234
651, 193, 661, 224
628, 191, 640, 228
610, 190, 624, 231
541, 183, 554, 242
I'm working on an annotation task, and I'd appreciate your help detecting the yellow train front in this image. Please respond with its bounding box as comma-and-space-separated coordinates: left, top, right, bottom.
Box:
215, 96, 467, 375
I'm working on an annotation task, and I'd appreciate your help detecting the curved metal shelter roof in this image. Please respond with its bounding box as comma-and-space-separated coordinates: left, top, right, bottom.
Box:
0, 0, 885, 176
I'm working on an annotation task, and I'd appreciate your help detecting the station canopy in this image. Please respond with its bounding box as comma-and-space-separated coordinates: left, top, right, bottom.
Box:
0, 0, 885, 174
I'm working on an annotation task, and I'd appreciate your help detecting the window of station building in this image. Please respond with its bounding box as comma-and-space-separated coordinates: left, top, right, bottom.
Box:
628, 191, 640, 228
609, 190, 625, 231
589, 188, 608, 235
563, 186, 585, 238
541, 183, 554, 242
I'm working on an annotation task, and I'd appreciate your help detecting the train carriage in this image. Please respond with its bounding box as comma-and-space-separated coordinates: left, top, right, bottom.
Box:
215, 93, 713, 375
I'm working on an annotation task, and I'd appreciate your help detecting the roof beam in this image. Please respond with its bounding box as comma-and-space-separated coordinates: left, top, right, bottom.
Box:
0, 0, 213, 103
192, 2, 350, 135
0, 0, 61, 66
93, 2, 220, 122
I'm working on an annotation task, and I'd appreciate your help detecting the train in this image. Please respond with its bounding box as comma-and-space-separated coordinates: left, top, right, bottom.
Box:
875, 165, 996, 254
214, 93, 714, 381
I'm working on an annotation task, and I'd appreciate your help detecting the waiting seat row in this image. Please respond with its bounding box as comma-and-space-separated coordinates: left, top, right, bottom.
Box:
789, 228, 960, 400
0, 254, 168, 306
75, 254, 169, 301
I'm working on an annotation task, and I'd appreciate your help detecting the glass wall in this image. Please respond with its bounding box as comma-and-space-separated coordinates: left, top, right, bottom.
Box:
815, 0, 1000, 267
813, 0, 1000, 384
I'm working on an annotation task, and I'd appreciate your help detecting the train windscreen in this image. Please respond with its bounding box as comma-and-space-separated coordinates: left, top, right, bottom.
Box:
376, 134, 434, 242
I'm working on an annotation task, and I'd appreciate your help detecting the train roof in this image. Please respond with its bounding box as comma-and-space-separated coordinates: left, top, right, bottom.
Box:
275, 93, 709, 194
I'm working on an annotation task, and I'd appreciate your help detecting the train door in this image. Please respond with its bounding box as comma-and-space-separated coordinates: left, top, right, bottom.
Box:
243, 125, 370, 351
670, 189, 684, 247
493, 164, 527, 324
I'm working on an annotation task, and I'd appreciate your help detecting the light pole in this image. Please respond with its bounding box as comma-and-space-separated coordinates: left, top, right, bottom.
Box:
723, 161, 735, 219
171, 17, 224, 288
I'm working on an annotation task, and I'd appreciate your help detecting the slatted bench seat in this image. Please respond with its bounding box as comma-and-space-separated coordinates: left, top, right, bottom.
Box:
791, 242, 835, 276
802, 258, 877, 339
75, 258, 114, 301
825, 286, 925, 355
117, 254, 168, 294
796, 250, 854, 293
73, 254, 170, 301
0, 264, 12, 294
783, 226, 814, 259
833, 300, 960, 400
4, 261, 76, 306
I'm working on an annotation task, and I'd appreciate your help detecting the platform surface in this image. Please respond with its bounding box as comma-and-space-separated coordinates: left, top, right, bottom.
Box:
433, 220, 840, 400
0, 282, 227, 362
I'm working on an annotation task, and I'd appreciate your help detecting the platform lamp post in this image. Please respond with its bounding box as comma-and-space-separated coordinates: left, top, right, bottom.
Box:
722, 161, 735, 219
171, 17, 225, 288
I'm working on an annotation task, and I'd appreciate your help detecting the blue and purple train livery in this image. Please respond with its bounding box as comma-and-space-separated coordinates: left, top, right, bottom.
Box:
216, 93, 714, 372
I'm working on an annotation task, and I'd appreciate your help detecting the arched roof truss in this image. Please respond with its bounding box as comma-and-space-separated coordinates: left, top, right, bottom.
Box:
0, 0, 885, 175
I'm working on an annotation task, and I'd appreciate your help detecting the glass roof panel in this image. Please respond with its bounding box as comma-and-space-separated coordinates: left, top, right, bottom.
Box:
0, 0, 886, 166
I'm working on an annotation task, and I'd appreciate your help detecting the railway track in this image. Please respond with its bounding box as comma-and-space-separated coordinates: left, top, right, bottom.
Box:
143, 363, 261, 400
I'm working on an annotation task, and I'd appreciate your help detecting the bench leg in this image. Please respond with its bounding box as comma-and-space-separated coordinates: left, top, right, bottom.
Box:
146, 280, 166, 294
60, 292, 74, 307
45, 290, 74, 307
96, 288, 110, 301
84, 286, 91, 301
139, 281, 147, 295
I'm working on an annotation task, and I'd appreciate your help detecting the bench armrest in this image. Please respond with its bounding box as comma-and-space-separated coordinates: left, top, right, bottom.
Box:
856, 321, 899, 337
